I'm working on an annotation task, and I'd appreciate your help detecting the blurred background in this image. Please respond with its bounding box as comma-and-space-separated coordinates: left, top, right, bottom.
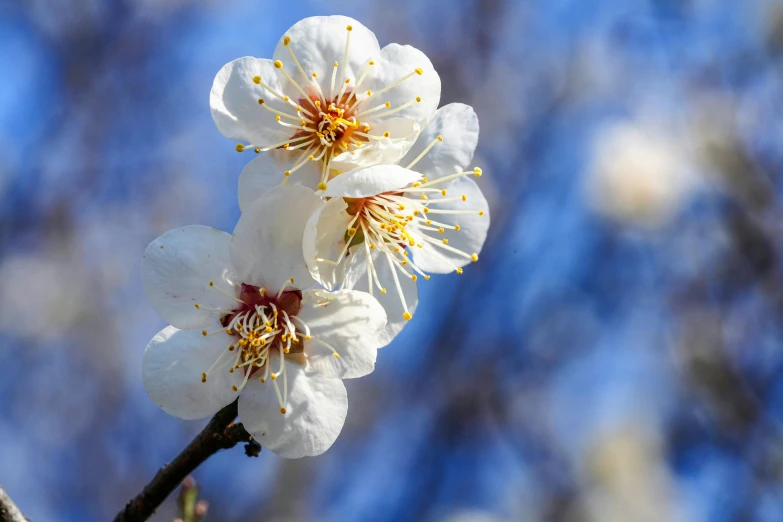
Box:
1, 0, 783, 520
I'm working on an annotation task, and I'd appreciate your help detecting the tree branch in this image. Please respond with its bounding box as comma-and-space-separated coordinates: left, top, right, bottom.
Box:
113, 400, 258, 522
0, 485, 30, 522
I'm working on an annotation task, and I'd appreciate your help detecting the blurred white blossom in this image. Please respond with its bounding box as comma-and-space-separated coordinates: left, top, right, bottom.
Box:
585, 120, 696, 228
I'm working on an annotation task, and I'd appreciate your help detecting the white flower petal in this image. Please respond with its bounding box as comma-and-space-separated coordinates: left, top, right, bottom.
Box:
409, 177, 489, 273
238, 150, 322, 211
238, 361, 347, 458
210, 57, 292, 147
361, 43, 440, 128
400, 103, 479, 178
330, 118, 420, 171
343, 248, 418, 346
143, 325, 242, 420
322, 164, 421, 198
303, 197, 353, 290
298, 289, 386, 378
142, 225, 237, 330
273, 16, 379, 97
231, 185, 322, 292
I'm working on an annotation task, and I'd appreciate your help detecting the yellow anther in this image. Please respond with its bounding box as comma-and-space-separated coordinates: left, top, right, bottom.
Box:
228, 345, 235, 351
284, 171, 291, 177
346, 25, 353, 31
462, 194, 467, 201
385, 101, 391, 108
420, 195, 427, 200
381, 288, 387, 294
366, 89, 372, 96
257, 98, 265, 105
423, 207, 430, 213
271, 373, 277, 380
478, 210, 485, 216
471, 253, 479, 262
252, 76, 261, 84
422, 177, 429, 183
416, 96, 421, 102
415, 68, 423, 75
194, 304, 200, 309
274, 60, 283, 69
411, 275, 418, 281
345, 78, 350, 84
347, 227, 357, 236
455, 225, 461, 231
424, 275, 431, 280
259, 377, 265, 383
474, 167, 483, 176
402, 259, 408, 265
232, 385, 238, 392
370, 244, 376, 250
283, 36, 291, 45
290, 277, 295, 284
201, 373, 207, 383
280, 407, 287, 414
334, 61, 339, 67
438, 228, 445, 234
412, 182, 421, 188
398, 204, 405, 210
456, 268, 463, 274
284, 348, 290, 354
282, 143, 290, 149
305, 335, 311, 340
235, 144, 245, 152
312, 72, 318, 78
437, 135, 443, 142
333, 353, 340, 358
369, 60, 375, 65
441, 190, 447, 196
442, 239, 449, 245
317, 182, 327, 190
315, 100, 321, 106
275, 115, 281, 121
383, 131, 390, 138
284, 95, 290, 101
308, 155, 315, 160
403, 311, 413, 320
254, 148, 261, 153
201, 330, 207, 336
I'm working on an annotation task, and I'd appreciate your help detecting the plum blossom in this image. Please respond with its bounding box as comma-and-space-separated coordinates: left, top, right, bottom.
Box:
303, 104, 490, 343
210, 15, 441, 204
141, 186, 387, 458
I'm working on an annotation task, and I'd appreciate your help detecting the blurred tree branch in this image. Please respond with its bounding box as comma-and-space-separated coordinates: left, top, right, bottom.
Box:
113, 401, 258, 522
0, 485, 29, 522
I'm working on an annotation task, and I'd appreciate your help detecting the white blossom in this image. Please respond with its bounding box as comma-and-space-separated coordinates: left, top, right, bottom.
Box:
302, 104, 490, 343
210, 15, 441, 204
141, 186, 387, 458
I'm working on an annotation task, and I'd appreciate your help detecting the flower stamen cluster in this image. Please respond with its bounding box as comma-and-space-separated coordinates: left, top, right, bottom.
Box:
232, 24, 426, 190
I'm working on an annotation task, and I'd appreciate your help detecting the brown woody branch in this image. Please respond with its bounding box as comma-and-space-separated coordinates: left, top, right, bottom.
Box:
113, 400, 260, 522
0, 485, 29, 522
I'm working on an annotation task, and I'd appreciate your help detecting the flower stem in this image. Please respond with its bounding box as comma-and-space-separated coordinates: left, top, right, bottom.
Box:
112, 400, 258, 522
0, 485, 29, 522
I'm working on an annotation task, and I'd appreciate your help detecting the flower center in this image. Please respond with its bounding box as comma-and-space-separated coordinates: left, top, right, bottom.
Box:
197, 280, 313, 415
237, 24, 426, 190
